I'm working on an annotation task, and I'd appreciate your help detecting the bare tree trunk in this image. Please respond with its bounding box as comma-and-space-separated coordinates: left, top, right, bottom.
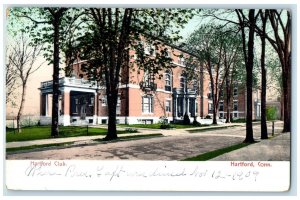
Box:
244, 9, 255, 143
105, 90, 118, 140
51, 14, 61, 137
260, 10, 268, 139
225, 76, 231, 123
208, 63, 217, 125
213, 95, 218, 124
267, 10, 291, 133
282, 64, 291, 132
17, 84, 27, 133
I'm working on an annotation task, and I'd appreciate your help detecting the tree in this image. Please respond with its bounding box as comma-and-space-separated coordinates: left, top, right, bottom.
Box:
11, 7, 81, 137
7, 33, 43, 132
266, 10, 291, 133
258, 9, 268, 139
202, 9, 291, 133
184, 24, 241, 124
236, 9, 258, 143
5, 47, 18, 105
73, 8, 197, 140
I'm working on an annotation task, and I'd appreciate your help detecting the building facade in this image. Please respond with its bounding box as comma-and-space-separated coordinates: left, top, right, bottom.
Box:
39, 44, 260, 126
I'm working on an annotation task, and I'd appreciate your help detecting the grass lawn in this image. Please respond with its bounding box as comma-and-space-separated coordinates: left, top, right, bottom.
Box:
183, 142, 253, 161
118, 123, 207, 129
6, 126, 135, 142
187, 125, 240, 133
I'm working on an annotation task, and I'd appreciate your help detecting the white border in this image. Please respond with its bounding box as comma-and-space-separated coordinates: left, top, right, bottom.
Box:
1, 0, 299, 199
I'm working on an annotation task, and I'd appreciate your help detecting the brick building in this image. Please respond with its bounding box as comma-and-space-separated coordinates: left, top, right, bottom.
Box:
39, 43, 261, 126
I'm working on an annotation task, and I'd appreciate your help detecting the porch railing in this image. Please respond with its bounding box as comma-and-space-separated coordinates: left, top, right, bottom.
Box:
40, 77, 97, 89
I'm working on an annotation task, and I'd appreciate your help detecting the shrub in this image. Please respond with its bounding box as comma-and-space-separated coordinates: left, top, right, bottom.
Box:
266, 106, 277, 121
205, 115, 212, 119
160, 124, 175, 129
232, 118, 246, 123
125, 128, 138, 133
158, 116, 168, 125
183, 113, 191, 125
192, 117, 201, 127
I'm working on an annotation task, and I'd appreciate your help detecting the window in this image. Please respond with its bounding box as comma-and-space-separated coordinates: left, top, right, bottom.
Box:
166, 100, 171, 112
75, 98, 79, 113
208, 102, 213, 112
233, 86, 238, 96
233, 101, 238, 111
234, 113, 238, 118
219, 89, 224, 98
193, 79, 198, 91
219, 101, 224, 111
145, 43, 155, 56
178, 55, 185, 66
101, 95, 107, 106
165, 70, 172, 91
257, 104, 261, 117
90, 97, 94, 105
166, 50, 171, 58
142, 95, 153, 113
180, 72, 186, 90
219, 112, 224, 118
116, 96, 121, 115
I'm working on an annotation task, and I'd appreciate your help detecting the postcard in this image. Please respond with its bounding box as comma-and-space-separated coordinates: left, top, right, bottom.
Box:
4, 4, 292, 193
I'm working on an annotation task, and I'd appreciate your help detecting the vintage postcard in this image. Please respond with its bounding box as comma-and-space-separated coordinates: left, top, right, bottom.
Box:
4, 2, 293, 193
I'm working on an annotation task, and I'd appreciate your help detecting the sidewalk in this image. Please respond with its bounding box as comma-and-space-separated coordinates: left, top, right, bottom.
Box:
6, 131, 161, 149
211, 132, 291, 161
6, 123, 243, 149
6, 122, 290, 161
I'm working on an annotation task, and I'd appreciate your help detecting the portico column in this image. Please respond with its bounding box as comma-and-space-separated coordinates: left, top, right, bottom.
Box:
187, 98, 190, 116
40, 93, 44, 116
183, 96, 186, 116
62, 90, 71, 126
174, 95, 177, 118
45, 94, 48, 116
93, 92, 97, 125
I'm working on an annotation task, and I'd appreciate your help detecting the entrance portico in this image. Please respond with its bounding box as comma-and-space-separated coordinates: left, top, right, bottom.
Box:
39, 77, 98, 126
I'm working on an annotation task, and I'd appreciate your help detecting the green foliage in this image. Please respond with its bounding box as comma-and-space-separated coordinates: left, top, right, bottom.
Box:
8, 7, 83, 66
71, 8, 199, 85
266, 106, 277, 121
6, 126, 133, 142
183, 113, 191, 125
160, 124, 175, 129
183, 142, 252, 161
192, 117, 201, 127
158, 116, 168, 125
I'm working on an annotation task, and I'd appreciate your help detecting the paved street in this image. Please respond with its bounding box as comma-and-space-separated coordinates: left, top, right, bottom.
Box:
6, 121, 289, 161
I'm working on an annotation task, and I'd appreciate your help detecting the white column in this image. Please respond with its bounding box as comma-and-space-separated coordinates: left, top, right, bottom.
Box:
45, 94, 48, 116
174, 96, 177, 118
183, 97, 186, 116
60, 88, 71, 126
187, 98, 190, 116
93, 92, 97, 125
